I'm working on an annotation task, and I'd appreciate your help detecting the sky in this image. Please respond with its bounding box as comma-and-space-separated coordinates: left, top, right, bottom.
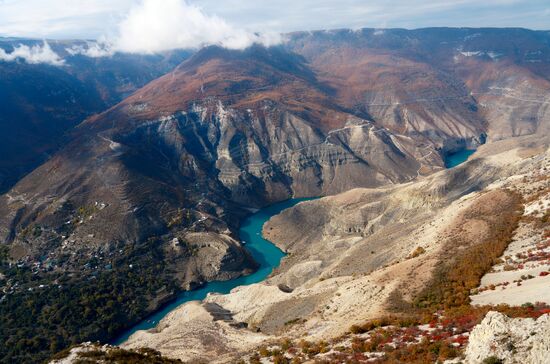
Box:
0, 0, 549, 40
0, 0, 549, 60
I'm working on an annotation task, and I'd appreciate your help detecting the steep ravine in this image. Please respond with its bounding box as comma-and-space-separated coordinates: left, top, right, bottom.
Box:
114, 142, 477, 348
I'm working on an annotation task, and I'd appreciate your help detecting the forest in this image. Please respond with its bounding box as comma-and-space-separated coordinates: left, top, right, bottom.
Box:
0, 240, 178, 363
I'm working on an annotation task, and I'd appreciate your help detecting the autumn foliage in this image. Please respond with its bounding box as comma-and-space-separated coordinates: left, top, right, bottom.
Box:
415, 190, 523, 310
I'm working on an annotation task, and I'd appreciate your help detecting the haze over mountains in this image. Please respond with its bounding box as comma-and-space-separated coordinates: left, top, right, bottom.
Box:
0, 38, 191, 193
0, 27, 549, 363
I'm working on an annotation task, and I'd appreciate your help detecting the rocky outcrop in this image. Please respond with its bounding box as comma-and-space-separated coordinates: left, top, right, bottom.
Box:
464, 311, 550, 364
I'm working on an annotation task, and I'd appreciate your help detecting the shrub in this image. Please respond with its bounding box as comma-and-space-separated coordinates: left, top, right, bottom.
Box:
482, 356, 504, 364
258, 346, 271, 357
408, 247, 426, 259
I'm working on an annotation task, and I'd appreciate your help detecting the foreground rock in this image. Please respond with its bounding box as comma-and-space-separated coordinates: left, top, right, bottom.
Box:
465, 311, 550, 364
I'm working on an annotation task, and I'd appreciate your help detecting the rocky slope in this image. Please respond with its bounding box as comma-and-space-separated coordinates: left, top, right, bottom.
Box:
470, 187, 550, 307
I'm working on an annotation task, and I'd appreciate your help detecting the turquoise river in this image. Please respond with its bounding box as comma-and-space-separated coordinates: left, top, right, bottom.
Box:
113, 198, 313, 345
444, 149, 476, 168
112, 149, 475, 344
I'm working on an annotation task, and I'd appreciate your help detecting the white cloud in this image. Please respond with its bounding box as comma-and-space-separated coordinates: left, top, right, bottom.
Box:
0, 41, 64, 65
65, 40, 114, 58
2, 0, 549, 57
59, 0, 283, 56
111, 0, 281, 53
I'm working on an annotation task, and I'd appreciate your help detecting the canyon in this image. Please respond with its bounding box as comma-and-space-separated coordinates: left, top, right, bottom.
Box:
0, 28, 549, 363
119, 134, 549, 363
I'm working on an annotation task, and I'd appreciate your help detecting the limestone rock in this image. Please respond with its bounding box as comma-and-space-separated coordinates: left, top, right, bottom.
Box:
464, 311, 550, 364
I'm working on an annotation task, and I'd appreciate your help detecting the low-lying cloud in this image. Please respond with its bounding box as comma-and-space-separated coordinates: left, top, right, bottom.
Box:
113, 0, 280, 53
65, 40, 114, 58
0, 41, 64, 66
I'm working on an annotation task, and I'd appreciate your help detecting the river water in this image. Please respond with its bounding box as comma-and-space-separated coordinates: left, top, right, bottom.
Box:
112, 149, 475, 344
444, 149, 476, 168
112, 198, 312, 345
